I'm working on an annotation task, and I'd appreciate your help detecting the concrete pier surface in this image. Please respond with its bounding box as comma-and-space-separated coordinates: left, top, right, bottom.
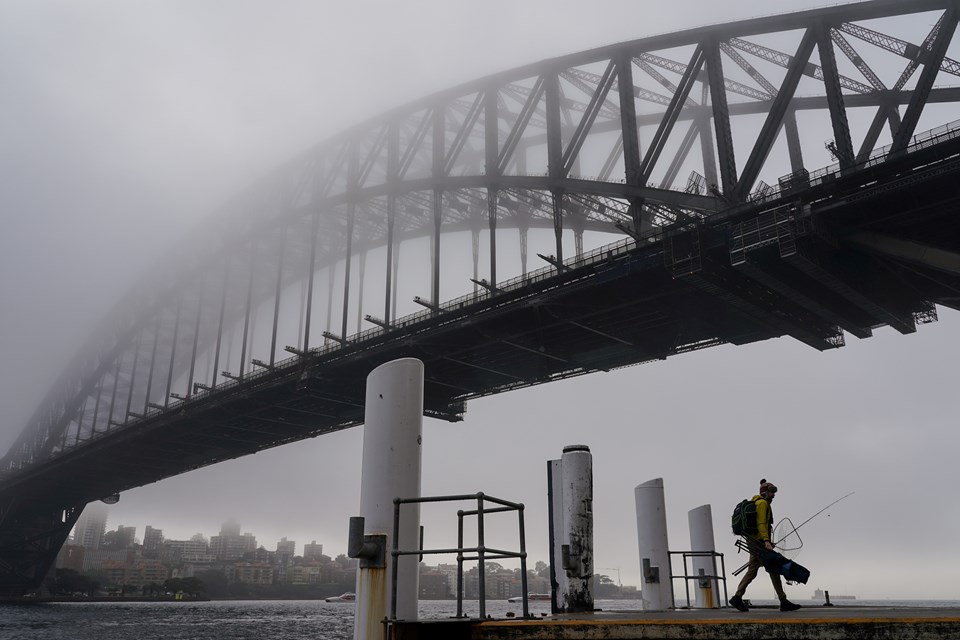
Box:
387, 605, 960, 639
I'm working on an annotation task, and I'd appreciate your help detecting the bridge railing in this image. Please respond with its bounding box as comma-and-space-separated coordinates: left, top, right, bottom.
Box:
751, 116, 960, 207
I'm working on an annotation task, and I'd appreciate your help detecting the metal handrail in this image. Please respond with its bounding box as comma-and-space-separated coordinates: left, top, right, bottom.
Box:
389, 492, 529, 622
668, 549, 728, 609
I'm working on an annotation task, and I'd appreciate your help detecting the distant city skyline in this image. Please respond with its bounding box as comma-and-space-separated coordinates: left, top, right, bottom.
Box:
73, 509, 329, 559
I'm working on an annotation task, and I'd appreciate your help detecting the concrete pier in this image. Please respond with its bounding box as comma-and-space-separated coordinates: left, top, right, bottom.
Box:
386, 606, 960, 640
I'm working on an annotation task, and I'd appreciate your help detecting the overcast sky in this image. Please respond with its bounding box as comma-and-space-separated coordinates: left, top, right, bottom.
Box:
1, 0, 958, 601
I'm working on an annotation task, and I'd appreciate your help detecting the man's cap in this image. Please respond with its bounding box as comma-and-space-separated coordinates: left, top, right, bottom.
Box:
759, 479, 778, 496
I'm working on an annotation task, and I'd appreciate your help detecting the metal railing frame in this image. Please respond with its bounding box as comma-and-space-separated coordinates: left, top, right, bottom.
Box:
668, 549, 728, 609
389, 492, 529, 622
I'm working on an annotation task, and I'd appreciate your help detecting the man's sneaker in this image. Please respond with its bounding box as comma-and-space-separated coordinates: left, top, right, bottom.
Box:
730, 595, 749, 612
780, 599, 802, 612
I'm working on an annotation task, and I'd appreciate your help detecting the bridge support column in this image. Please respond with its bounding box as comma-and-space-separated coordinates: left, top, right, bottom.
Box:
353, 358, 423, 640
548, 444, 594, 612
635, 478, 673, 611
688, 504, 719, 608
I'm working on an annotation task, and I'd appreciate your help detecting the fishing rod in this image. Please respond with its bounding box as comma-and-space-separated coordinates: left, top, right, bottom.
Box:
733, 492, 855, 574
774, 491, 855, 546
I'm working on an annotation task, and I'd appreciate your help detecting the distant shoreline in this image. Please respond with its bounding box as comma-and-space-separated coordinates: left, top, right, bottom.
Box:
0, 596, 209, 604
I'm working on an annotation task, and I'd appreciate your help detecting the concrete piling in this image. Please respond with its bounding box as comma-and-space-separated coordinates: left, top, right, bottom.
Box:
687, 504, 719, 608
353, 358, 424, 640
548, 445, 594, 612
634, 478, 672, 611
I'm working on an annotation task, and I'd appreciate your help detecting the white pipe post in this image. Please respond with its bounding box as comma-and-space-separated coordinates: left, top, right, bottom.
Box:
634, 478, 672, 611
560, 444, 594, 612
688, 504, 719, 608
354, 358, 424, 640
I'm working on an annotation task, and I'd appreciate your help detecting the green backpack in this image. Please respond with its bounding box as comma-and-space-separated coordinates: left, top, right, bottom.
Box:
731, 498, 759, 536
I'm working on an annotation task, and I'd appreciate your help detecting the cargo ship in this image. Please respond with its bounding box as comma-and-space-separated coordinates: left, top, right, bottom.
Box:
813, 588, 856, 600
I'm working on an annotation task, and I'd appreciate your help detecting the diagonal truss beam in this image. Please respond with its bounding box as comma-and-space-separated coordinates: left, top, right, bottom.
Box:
817, 24, 856, 169
719, 42, 778, 97
357, 125, 389, 188
445, 93, 484, 175
639, 46, 705, 184
831, 29, 886, 91
616, 54, 642, 188
638, 52, 772, 102
837, 18, 960, 80
893, 13, 946, 91
635, 60, 698, 105
397, 108, 433, 179
498, 76, 545, 174
735, 29, 818, 201
857, 18, 946, 161
706, 39, 738, 197
727, 37, 875, 95
891, 7, 959, 153
561, 60, 618, 176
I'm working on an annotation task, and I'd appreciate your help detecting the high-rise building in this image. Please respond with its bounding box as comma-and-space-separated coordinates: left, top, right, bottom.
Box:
162, 536, 212, 563
143, 526, 164, 557
210, 521, 256, 561
72, 503, 108, 549
276, 537, 295, 559
303, 540, 324, 561
275, 537, 296, 583
220, 519, 241, 537
115, 525, 137, 548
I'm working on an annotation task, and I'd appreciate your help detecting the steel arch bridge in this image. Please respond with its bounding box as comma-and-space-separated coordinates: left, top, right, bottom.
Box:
3, 0, 960, 595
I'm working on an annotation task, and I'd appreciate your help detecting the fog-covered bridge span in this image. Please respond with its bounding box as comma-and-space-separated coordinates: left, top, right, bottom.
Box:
2, 0, 960, 595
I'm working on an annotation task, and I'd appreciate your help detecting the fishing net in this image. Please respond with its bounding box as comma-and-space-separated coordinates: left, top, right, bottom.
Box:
773, 517, 803, 559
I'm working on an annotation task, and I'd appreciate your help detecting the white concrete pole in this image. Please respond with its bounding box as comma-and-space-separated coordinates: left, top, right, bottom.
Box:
354, 358, 423, 640
688, 504, 719, 608
634, 478, 672, 611
560, 444, 594, 612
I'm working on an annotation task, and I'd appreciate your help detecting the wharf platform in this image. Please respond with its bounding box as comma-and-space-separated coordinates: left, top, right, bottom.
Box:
387, 606, 960, 639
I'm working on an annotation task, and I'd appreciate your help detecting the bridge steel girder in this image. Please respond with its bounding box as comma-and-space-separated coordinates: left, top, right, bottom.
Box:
705, 38, 738, 199
733, 256, 874, 341
683, 254, 845, 352
817, 23, 857, 170
734, 29, 818, 201
640, 46, 705, 186
4, 0, 960, 594
891, 7, 959, 153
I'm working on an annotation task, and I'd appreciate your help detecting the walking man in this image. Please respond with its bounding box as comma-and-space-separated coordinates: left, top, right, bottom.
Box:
730, 479, 802, 612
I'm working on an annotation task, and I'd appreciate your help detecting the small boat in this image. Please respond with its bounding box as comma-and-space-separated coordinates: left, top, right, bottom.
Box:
325, 592, 356, 603
507, 593, 551, 603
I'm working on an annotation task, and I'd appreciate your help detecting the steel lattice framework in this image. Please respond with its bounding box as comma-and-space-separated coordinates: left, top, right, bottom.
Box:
2, 0, 960, 595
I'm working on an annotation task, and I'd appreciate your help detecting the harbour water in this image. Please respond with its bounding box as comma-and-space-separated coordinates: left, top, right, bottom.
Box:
3, 598, 959, 640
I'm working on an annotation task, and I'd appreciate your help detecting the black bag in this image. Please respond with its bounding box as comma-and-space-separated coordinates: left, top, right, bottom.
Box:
759, 549, 811, 584
731, 498, 758, 535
